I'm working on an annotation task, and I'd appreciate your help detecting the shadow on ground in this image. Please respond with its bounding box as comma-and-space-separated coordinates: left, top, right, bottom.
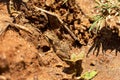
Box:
0, 0, 8, 3
87, 27, 120, 56
63, 60, 83, 77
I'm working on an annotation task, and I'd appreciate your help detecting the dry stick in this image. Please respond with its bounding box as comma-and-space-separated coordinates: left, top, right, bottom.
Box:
0, 21, 33, 36
9, 23, 33, 33
34, 6, 79, 41
0, 22, 9, 35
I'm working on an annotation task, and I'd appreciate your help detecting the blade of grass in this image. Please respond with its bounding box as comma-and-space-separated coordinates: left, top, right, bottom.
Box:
62, 0, 68, 4
89, 16, 103, 32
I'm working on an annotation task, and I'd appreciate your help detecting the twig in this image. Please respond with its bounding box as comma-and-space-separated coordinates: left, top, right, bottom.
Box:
0, 21, 9, 35
34, 6, 79, 41
0, 21, 40, 36
9, 23, 33, 33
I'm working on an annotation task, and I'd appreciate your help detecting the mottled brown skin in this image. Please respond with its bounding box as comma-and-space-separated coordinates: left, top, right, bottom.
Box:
44, 30, 70, 60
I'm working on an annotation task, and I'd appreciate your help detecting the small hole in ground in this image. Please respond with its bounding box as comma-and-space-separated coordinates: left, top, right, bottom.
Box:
42, 46, 50, 52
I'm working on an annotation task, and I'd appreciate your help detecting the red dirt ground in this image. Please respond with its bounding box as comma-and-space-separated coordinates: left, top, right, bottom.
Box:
0, 0, 120, 80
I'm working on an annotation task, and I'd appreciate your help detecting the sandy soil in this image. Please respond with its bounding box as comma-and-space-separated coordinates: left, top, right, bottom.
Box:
0, 0, 120, 80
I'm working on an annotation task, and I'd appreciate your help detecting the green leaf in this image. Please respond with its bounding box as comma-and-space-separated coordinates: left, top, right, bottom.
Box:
89, 20, 98, 32
70, 53, 77, 62
71, 52, 84, 62
92, 15, 101, 20
89, 16, 103, 32
64, 51, 84, 63
80, 70, 98, 80
76, 70, 98, 80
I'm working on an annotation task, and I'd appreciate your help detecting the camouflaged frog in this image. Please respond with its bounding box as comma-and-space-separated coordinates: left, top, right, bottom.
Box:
44, 30, 70, 60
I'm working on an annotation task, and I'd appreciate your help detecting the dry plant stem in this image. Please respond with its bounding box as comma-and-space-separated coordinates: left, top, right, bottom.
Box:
0, 24, 9, 35
34, 6, 79, 41
9, 23, 33, 33
0, 21, 34, 36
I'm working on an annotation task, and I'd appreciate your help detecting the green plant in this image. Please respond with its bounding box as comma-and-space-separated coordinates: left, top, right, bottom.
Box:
64, 51, 84, 63
64, 51, 97, 80
89, 0, 120, 32
76, 70, 98, 80
64, 51, 84, 77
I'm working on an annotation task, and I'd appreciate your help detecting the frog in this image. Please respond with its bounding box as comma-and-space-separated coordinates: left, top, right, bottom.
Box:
44, 30, 70, 60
